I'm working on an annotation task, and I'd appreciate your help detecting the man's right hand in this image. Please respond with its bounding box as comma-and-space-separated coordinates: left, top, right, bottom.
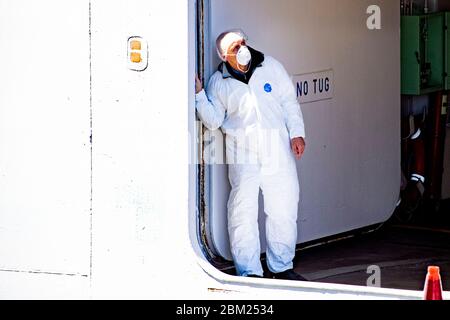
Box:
195, 74, 203, 94
291, 137, 306, 160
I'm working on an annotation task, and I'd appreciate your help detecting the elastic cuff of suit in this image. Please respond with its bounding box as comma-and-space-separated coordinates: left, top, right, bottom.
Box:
195, 89, 207, 102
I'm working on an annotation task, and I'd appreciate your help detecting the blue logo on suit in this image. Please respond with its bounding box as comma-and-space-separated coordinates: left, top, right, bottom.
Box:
264, 83, 272, 93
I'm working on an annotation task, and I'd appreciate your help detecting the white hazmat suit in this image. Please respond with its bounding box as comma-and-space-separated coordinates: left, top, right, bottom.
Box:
195, 52, 306, 277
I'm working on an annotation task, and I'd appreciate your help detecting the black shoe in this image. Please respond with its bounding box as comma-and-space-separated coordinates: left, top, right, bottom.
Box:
247, 274, 263, 278
273, 269, 308, 281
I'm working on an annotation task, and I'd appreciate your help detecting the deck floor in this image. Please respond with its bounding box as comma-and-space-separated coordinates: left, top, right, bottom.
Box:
293, 225, 450, 291
292, 203, 450, 291
222, 202, 450, 291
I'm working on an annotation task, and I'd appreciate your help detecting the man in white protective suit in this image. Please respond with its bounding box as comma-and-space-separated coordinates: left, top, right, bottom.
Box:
195, 29, 307, 280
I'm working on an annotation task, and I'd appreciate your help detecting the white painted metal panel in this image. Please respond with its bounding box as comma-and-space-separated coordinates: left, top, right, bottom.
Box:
0, 1, 91, 274
90, 0, 199, 298
206, 0, 401, 260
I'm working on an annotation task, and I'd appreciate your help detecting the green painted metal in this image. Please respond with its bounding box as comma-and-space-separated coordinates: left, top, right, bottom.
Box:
401, 13, 446, 95
446, 12, 450, 90
427, 13, 445, 92
401, 16, 421, 95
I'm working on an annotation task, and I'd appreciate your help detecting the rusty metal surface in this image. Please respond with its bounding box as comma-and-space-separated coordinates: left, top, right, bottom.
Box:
196, 0, 220, 262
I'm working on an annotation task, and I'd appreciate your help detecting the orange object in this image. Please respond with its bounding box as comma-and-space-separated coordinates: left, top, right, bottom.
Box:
424, 266, 443, 300
130, 52, 142, 63
130, 40, 141, 50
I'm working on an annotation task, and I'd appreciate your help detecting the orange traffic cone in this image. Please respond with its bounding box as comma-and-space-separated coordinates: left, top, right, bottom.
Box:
424, 266, 443, 300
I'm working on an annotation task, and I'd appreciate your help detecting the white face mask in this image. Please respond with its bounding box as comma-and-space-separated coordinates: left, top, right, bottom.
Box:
236, 46, 252, 66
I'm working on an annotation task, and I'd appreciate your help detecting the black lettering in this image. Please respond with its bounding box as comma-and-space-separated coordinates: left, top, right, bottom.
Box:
297, 82, 302, 97
325, 77, 330, 92
318, 78, 324, 93
297, 81, 309, 97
